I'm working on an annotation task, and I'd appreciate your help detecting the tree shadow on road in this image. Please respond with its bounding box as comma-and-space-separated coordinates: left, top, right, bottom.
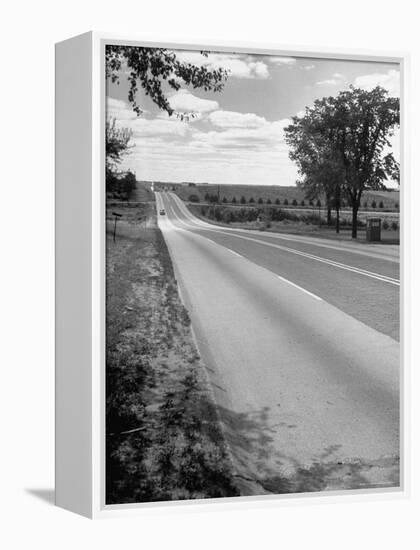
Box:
217, 404, 400, 496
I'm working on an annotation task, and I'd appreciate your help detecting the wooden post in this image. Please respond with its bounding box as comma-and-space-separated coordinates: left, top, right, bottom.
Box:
112, 212, 122, 242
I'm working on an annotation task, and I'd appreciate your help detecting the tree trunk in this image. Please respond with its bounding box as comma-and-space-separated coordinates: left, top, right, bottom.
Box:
352, 205, 359, 239
335, 206, 340, 233
327, 205, 332, 225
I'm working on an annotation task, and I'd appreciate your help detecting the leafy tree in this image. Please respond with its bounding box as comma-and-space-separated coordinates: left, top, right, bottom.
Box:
222, 196, 227, 203
106, 46, 229, 117
232, 197, 237, 204
240, 195, 246, 204
284, 198, 289, 206
371, 200, 377, 209
267, 198, 272, 204
249, 197, 255, 203
258, 197, 263, 204
275, 198, 280, 205
300, 199, 305, 206
106, 119, 136, 199
285, 86, 399, 238
316, 199, 322, 207
106, 118, 132, 173
379, 200, 384, 208
292, 199, 298, 206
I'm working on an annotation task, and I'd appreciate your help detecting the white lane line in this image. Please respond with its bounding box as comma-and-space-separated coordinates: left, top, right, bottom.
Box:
171, 193, 399, 264
161, 193, 324, 303
277, 275, 323, 301
166, 195, 400, 287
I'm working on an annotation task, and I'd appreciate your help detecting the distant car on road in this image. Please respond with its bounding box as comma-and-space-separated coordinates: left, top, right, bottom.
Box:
159, 209, 166, 216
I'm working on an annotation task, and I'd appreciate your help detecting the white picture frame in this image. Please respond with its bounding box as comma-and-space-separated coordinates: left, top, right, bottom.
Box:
55, 31, 410, 518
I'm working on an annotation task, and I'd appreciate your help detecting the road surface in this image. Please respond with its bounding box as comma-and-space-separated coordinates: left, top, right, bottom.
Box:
156, 191, 400, 494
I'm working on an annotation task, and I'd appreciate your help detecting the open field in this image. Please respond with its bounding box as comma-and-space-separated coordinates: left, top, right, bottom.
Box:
106, 203, 238, 503
154, 182, 400, 211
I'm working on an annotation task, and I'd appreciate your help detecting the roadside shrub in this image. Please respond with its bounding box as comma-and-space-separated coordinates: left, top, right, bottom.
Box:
309, 200, 314, 206
292, 199, 298, 206
284, 198, 289, 206
371, 200, 377, 208
316, 199, 322, 207
247, 208, 259, 222
249, 197, 255, 203
232, 197, 237, 203
379, 201, 384, 209
395, 202, 399, 209
363, 201, 368, 208
267, 198, 272, 204
391, 221, 399, 231
300, 200, 305, 206
222, 209, 233, 224
240, 196, 246, 204
188, 194, 200, 202
204, 192, 210, 201
275, 198, 280, 205
257, 197, 263, 204
222, 196, 227, 203
382, 220, 389, 230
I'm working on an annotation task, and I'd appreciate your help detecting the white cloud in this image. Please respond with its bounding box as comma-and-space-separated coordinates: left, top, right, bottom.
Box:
128, 117, 191, 138
174, 51, 270, 79
168, 89, 219, 114
316, 78, 342, 86
251, 61, 270, 79
106, 97, 139, 120
208, 110, 267, 129
316, 73, 346, 87
270, 57, 296, 66
354, 69, 400, 97
193, 118, 291, 149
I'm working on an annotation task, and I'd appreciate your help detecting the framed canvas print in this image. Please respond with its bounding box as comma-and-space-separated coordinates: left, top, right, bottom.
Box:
55, 32, 408, 518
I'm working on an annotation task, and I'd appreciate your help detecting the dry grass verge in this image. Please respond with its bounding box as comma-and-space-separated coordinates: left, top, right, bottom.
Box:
106, 204, 238, 504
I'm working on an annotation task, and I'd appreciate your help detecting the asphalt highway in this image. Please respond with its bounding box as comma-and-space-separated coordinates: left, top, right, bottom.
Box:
156, 191, 400, 494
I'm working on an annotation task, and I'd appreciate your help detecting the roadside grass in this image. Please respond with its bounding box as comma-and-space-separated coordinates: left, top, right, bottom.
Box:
188, 204, 400, 245
106, 203, 239, 504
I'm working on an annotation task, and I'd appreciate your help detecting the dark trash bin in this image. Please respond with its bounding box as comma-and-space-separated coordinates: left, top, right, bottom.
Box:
366, 217, 381, 241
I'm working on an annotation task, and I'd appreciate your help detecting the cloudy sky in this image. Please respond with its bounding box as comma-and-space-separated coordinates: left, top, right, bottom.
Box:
106, 50, 400, 186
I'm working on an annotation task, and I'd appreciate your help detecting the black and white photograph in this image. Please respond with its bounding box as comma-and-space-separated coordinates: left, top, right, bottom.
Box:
105, 44, 400, 505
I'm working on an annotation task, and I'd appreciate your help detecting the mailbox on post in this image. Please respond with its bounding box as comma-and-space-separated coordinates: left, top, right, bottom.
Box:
366, 217, 381, 241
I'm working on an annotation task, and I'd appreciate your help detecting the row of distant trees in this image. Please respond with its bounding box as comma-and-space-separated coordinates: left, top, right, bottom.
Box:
202, 192, 397, 210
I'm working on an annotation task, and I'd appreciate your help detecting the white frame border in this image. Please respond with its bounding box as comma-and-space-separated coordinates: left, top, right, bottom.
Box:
90, 32, 410, 519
